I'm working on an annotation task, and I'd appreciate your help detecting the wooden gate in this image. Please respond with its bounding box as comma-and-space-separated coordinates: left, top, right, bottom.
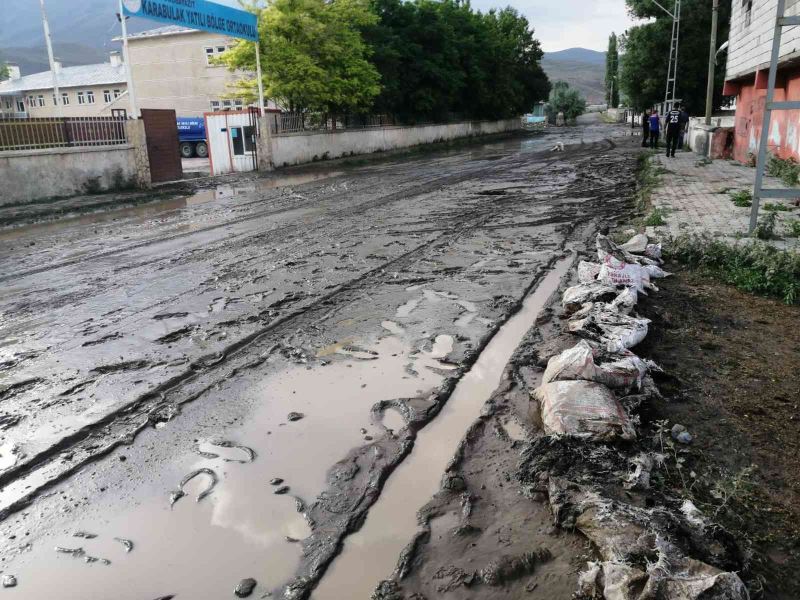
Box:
141, 109, 183, 183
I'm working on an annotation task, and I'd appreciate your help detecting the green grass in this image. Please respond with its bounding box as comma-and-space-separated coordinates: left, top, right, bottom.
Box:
729, 190, 753, 207
644, 207, 668, 226
785, 219, 800, 238
635, 152, 662, 212
766, 154, 800, 186
668, 234, 800, 304
753, 211, 778, 241
763, 202, 790, 212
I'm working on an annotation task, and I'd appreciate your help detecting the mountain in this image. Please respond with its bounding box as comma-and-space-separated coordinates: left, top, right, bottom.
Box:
541, 48, 607, 104
0, 44, 108, 78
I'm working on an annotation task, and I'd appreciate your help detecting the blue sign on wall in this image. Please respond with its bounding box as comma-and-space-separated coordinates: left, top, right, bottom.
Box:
122, 0, 259, 42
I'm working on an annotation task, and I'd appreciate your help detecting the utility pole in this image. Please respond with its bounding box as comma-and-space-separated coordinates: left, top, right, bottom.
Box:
651, 0, 681, 112
705, 0, 720, 125
118, 0, 138, 118
39, 0, 61, 117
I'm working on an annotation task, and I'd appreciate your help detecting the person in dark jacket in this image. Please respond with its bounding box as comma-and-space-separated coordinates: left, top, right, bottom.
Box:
641, 112, 650, 147
665, 102, 683, 157
648, 110, 660, 149
678, 105, 690, 150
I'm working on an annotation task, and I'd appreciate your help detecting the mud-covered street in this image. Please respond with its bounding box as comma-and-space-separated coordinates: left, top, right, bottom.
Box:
0, 122, 640, 599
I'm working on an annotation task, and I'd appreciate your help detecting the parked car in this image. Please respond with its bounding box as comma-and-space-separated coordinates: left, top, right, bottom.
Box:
177, 117, 208, 158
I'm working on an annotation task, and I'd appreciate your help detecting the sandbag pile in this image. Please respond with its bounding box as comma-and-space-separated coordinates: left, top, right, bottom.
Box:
530, 233, 749, 600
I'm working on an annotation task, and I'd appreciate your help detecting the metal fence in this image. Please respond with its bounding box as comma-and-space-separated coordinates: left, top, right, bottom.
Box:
269, 113, 398, 135
0, 116, 129, 152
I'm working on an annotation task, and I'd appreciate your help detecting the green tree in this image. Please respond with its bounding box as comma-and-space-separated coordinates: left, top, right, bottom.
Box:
620, 0, 731, 112
221, 0, 381, 114
363, 0, 549, 122
547, 81, 586, 122
605, 32, 619, 107
0, 64, 8, 81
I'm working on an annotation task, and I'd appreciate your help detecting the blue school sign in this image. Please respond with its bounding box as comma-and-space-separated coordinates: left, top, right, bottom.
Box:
122, 0, 259, 42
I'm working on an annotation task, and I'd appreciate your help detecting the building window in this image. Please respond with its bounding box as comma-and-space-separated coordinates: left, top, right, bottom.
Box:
210, 100, 221, 111
86, 91, 95, 104
222, 99, 232, 110
113, 89, 121, 99
27, 95, 35, 107
104, 90, 112, 103
77, 91, 85, 105
53, 94, 58, 105
62, 92, 70, 105
37, 95, 45, 107
234, 99, 244, 110
205, 45, 230, 65
17, 100, 25, 112
743, 0, 752, 27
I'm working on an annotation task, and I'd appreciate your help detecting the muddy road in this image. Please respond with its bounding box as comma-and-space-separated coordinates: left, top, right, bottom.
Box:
0, 122, 638, 599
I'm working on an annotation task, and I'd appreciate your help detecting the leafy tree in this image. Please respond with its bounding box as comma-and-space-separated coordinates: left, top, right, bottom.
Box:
221, 0, 381, 114
620, 0, 731, 112
0, 63, 8, 81
605, 32, 619, 107
547, 81, 587, 122
363, 0, 549, 122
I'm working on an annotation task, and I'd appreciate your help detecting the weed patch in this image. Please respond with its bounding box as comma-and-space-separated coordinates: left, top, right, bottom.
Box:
729, 189, 752, 207
785, 219, 800, 238
667, 233, 800, 304
763, 202, 790, 212
753, 211, 777, 240
766, 154, 800, 186
644, 207, 667, 226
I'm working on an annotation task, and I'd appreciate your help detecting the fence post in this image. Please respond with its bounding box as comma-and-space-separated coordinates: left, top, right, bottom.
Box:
62, 117, 72, 147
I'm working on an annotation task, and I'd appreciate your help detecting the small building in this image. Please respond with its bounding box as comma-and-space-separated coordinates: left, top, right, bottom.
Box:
723, 0, 800, 163
0, 54, 129, 118
122, 25, 254, 117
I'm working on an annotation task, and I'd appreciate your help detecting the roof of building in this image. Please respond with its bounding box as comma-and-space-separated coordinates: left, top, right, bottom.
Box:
118, 25, 210, 41
0, 63, 126, 94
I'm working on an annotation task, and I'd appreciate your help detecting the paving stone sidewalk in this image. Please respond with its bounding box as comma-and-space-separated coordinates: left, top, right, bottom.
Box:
647, 150, 800, 251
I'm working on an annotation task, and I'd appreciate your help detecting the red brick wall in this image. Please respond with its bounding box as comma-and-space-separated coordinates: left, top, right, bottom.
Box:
733, 69, 800, 163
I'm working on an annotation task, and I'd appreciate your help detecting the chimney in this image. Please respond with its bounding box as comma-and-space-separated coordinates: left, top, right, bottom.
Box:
109, 51, 122, 67
53, 60, 62, 74
6, 65, 20, 80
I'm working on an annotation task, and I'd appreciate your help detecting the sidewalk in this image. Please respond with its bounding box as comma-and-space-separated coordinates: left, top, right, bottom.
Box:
647, 150, 800, 251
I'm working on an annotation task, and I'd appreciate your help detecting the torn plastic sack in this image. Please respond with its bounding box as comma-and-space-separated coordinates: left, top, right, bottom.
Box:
561, 282, 618, 314
542, 340, 648, 392
577, 260, 601, 283
644, 243, 662, 260
597, 234, 659, 267
644, 263, 670, 279
568, 303, 650, 353
610, 287, 638, 314
534, 380, 635, 440
620, 233, 648, 254
598, 257, 651, 293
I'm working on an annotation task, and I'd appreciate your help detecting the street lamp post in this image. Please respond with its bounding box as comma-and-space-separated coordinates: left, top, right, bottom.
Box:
650, 0, 681, 113
705, 0, 720, 125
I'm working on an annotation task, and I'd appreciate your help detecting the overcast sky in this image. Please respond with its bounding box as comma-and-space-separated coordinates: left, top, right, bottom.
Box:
468, 0, 638, 52
216, 0, 637, 54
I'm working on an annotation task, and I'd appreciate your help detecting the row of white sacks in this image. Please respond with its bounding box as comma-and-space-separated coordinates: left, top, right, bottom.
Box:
533, 233, 750, 600
535, 233, 666, 441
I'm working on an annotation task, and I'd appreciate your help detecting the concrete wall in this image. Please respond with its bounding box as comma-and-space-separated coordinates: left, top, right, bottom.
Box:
261, 119, 521, 168
727, 0, 800, 82
0, 121, 150, 205
128, 30, 256, 117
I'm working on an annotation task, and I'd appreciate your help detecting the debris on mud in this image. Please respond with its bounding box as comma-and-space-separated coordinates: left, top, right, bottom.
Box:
114, 537, 134, 552
273, 485, 290, 495
194, 440, 256, 463
170, 468, 218, 506
234, 577, 257, 597
55, 546, 85, 557
72, 531, 97, 539
2, 574, 17, 588
269, 477, 284, 485
287, 412, 305, 422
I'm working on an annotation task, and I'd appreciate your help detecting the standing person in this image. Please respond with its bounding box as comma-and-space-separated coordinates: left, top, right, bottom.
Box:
665, 102, 683, 157
648, 109, 660, 149
641, 112, 650, 147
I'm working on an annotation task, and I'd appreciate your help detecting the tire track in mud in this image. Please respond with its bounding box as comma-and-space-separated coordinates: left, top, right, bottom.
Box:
0, 147, 523, 282
0, 138, 611, 284
0, 188, 581, 522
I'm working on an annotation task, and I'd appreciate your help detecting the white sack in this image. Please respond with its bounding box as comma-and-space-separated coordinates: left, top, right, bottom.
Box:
620, 233, 649, 254
577, 260, 601, 283
568, 303, 650, 353
534, 380, 635, 441
561, 282, 617, 314
543, 340, 648, 392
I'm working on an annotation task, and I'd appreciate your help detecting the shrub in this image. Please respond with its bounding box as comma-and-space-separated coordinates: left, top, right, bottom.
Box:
753, 211, 778, 240
763, 202, 790, 212
644, 207, 667, 226
729, 190, 752, 207
766, 154, 800, 186
668, 234, 800, 304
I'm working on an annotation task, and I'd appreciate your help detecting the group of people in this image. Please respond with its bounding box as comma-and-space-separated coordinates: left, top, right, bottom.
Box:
641, 103, 689, 158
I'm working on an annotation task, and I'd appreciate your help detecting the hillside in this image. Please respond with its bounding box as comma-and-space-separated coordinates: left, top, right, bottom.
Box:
542, 47, 607, 104
0, 44, 107, 78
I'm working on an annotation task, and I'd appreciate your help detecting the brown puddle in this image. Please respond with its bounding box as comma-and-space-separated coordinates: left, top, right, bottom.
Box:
312, 254, 573, 599
1, 333, 448, 599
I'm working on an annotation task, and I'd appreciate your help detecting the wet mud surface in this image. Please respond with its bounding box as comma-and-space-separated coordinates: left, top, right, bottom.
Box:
0, 123, 640, 598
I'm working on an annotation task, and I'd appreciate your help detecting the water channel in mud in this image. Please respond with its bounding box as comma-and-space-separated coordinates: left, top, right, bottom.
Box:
313, 254, 574, 599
